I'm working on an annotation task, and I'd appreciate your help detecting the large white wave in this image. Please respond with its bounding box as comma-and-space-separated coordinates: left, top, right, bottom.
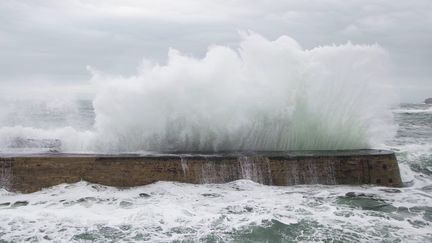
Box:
0, 33, 397, 152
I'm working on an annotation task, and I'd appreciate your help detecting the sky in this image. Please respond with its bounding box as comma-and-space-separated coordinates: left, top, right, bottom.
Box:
0, 0, 431, 102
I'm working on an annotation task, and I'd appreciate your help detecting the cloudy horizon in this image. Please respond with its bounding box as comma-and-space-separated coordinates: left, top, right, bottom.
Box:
1, 0, 431, 102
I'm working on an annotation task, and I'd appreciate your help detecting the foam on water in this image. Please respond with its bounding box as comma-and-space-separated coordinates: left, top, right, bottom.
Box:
392, 107, 432, 114
0, 33, 396, 153
0, 104, 431, 242
0, 179, 431, 242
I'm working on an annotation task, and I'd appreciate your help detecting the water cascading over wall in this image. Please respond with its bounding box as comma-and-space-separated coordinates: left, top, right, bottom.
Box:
0, 150, 402, 193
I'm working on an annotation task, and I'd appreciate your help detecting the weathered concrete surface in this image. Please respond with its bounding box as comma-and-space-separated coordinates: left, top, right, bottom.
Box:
0, 150, 402, 193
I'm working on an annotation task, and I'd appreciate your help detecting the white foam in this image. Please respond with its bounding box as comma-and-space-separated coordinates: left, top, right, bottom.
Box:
392, 107, 432, 114
0, 33, 397, 152
0, 180, 431, 242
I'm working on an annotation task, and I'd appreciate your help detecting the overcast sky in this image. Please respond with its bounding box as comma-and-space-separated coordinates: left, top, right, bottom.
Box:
1, 0, 431, 102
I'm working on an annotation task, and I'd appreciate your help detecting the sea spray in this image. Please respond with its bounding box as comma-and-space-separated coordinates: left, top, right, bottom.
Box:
0, 33, 397, 152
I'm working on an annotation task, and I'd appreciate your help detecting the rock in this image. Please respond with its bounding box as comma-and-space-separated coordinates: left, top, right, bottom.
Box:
425, 98, 432, 104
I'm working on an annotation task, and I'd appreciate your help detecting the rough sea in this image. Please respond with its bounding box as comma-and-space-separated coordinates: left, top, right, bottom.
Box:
0, 102, 431, 242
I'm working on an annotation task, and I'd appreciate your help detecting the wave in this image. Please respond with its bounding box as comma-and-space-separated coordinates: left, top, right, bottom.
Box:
0, 32, 397, 152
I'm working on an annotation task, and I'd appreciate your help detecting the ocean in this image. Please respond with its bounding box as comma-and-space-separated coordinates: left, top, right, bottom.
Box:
0, 102, 431, 242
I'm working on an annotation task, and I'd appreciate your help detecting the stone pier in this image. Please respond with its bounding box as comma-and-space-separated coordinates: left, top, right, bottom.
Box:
0, 150, 402, 193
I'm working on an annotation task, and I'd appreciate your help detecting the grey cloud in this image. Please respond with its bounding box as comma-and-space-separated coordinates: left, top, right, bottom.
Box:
0, 0, 431, 102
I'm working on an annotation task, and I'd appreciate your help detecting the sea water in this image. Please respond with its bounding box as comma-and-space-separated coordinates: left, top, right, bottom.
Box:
0, 103, 430, 242
0, 34, 430, 242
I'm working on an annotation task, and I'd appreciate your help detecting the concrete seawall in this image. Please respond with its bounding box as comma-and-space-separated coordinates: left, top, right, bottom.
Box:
0, 150, 402, 193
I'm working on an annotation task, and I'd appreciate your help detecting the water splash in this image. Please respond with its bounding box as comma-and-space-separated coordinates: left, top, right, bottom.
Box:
0, 32, 396, 152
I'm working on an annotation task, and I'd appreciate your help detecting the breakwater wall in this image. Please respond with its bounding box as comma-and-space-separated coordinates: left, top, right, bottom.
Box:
0, 150, 402, 193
